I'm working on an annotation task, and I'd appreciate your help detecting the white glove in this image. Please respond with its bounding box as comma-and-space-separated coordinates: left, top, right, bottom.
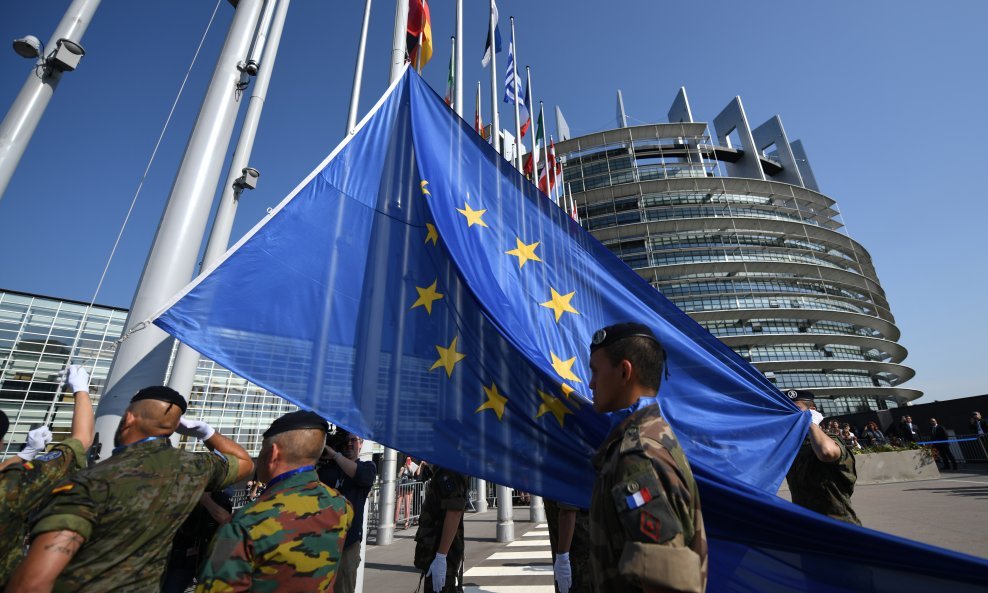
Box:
809, 410, 824, 426
554, 552, 572, 593
427, 552, 447, 592
59, 365, 90, 393
17, 426, 53, 461
176, 417, 216, 441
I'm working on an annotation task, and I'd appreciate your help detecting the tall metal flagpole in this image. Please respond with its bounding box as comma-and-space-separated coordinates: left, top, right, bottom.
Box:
488, 0, 501, 155
540, 101, 550, 200
91, 0, 265, 459
0, 0, 101, 202
509, 18, 522, 171
347, 0, 373, 134
167, 0, 290, 401
376, 0, 410, 548
454, 0, 464, 117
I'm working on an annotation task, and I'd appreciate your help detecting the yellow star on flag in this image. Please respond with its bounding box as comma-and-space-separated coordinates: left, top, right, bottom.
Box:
476, 382, 508, 420
410, 280, 443, 314
536, 389, 573, 427
424, 223, 438, 245
430, 336, 466, 377
457, 202, 489, 228
550, 352, 582, 383
505, 238, 542, 269
540, 288, 579, 323
420, 180, 431, 196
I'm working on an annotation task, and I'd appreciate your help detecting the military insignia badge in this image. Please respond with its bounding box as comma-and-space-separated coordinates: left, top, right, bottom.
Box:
786, 390, 798, 400
35, 450, 63, 463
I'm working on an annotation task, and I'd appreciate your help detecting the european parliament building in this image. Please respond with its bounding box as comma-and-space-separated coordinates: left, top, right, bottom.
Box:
0, 288, 297, 458
558, 89, 920, 415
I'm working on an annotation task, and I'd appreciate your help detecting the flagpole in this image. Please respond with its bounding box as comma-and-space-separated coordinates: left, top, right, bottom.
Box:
488, 0, 500, 155
475, 80, 482, 135
540, 101, 550, 199
347, 0, 373, 135
509, 17, 522, 171
525, 66, 537, 180
454, 0, 464, 117
389, 0, 409, 82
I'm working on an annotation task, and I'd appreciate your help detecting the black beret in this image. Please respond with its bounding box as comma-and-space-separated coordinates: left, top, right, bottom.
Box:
263, 411, 329, 439
0, 409, 8, 442
784, 389, 815, 402
130, 386, 188, 414
590, 322, 660, 354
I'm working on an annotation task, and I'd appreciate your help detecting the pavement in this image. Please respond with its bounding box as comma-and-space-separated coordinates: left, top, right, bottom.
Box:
361, 469, 988, 592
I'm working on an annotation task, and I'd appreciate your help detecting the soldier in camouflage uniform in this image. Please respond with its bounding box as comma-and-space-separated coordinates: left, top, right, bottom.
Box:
0, 365, 93, 585
544, 498, 591, 593
784, 389, 861, 525
587, 322, 707, 593
7, 385, 253, 592
197, 411, 353, 592
414, 461, 470, 593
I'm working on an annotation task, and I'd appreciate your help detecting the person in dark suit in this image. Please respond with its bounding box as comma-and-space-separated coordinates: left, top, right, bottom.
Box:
928, 418, 957, 470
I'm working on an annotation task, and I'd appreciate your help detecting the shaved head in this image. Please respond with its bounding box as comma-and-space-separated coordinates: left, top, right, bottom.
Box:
265, 428, 326, 466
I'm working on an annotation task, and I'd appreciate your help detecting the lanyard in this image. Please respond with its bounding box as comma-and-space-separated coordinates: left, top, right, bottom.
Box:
112, 435, 168, 456
265, 465, 315, 489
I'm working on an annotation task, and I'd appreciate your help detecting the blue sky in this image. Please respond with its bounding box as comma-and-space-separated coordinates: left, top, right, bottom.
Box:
1, 1, 985, 402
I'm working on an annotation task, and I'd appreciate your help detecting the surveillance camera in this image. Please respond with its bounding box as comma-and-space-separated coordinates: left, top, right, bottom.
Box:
12, 35, 42, 59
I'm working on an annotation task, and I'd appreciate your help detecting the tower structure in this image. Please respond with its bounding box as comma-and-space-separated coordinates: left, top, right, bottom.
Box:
555, 89, 919, 415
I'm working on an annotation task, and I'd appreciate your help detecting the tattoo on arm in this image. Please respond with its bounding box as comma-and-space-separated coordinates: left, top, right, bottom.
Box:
42, 531, 84, 556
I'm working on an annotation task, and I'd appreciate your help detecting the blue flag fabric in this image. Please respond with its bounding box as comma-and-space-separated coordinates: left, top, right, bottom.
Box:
155, 70, 988, 591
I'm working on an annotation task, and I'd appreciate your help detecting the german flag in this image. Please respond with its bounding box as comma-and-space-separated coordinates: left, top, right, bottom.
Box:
406, 0, 433, 70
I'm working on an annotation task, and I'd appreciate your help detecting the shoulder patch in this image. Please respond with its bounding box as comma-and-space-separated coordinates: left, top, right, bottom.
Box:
35, 450, 64, 463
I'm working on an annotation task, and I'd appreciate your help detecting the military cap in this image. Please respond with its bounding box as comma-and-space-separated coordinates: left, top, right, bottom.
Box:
590, 322, 660, 354
263, 410, 329, 438
0, 409, 8, 441
130, 385, 188, 414
784, 389, 815, 402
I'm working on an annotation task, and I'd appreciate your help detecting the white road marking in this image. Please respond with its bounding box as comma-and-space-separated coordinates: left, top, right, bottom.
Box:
523, 530, 550, 537
464, 565, 554, 577
488, 550, 553, 560
506, 539, 551, 547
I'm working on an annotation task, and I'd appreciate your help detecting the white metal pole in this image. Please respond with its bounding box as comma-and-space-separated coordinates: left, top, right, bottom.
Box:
525, 66, 537, 179
347, 0, 373, 134
167, 0, 291, 401
454, 0, 464, 117
0, 0, 101, 202
488, 0, 500, 155
389, 0, 410, 82
509, 18, 522, 171
91, 0, 265, 459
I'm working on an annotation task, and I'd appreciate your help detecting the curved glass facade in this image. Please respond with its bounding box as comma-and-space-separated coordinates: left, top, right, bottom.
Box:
558, 115, 920, 414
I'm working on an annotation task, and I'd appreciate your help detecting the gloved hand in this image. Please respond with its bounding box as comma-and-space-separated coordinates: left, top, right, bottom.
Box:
426, 552, 447, 592
176, 417, 216, 441
17, 426, 53, 461
554, 551, 572, 593
810, 410, 824, 426
58, 365, 90, 393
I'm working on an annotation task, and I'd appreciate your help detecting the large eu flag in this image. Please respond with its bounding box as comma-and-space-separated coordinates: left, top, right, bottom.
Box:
155, 69, 988, 591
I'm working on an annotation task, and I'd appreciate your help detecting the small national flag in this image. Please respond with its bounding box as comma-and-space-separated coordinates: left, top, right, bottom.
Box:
523, 108, 544, 176
519, 83, 531, 138
407, 0, 433, 70
475, 83, 484, 136
444, 50, 454, 106
481, 0, 501, 67
626, 487, 653, 509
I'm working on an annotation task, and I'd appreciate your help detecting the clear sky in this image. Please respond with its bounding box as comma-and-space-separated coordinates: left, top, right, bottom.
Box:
1, 1, 985, 402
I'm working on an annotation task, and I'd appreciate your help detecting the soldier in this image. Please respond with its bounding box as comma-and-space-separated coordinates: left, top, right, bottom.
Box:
7, 385, 253, 591
784, 389, 861, 525
414, 461, 470, 593
197, 411, 354, 592
545, 499, 591, 593
587, 322, 707, 593
0, 365, 93, 585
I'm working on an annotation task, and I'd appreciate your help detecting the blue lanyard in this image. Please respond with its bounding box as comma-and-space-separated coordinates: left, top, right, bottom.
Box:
112, 435, 168, 456
265, 465, 315, 489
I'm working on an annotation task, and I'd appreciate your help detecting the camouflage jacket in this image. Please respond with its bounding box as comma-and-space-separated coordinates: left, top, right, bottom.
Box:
31, 436, 238, 592
589, 403, 707, 593
196, 467, 353, 593
413, 467, 468, 576
544, 499, 592, 593
786, 432, 860, 525
0, 438, 87, 584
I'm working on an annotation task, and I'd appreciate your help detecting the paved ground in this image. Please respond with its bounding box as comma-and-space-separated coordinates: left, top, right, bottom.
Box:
362, 469, 988, 592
